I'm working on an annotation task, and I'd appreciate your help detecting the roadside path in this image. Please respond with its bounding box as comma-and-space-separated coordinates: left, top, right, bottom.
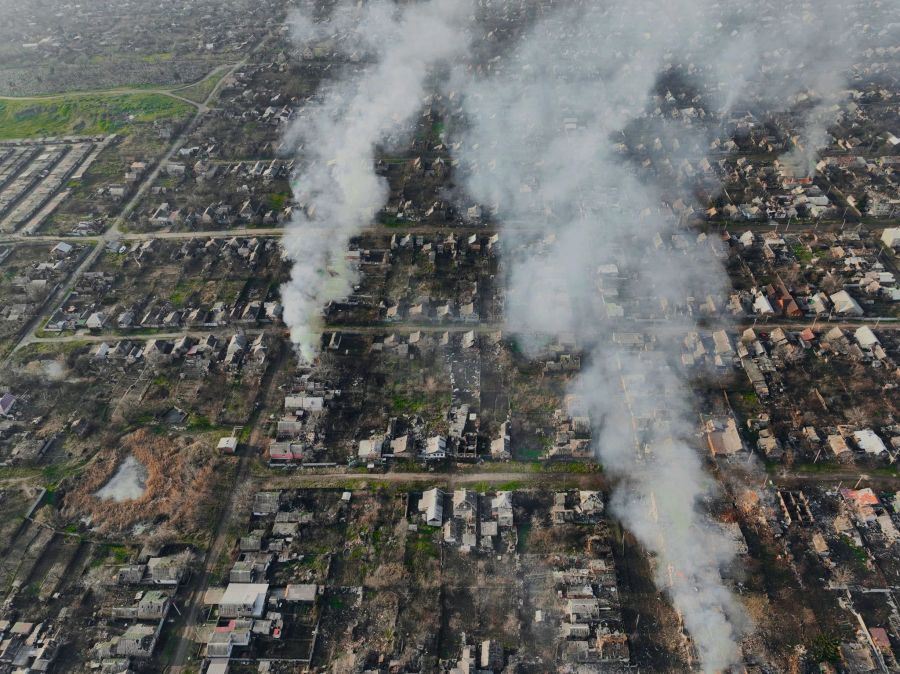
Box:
0, 63, 235, 110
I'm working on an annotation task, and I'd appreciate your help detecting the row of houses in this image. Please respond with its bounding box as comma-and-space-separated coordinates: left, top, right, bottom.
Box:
91, 333, 268, 373
414, 488, 516, 554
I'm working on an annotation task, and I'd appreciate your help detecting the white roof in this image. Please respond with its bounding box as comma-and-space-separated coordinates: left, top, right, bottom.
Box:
358, 438, 382, 458
753, 294, 774, 314
220, 583, 269, 606
284, 395, 324, 412
420, 488, 444, 524
492, 491, 513, 510
284, 584, 318, 602
853, 429, 887, 455
830, 290, 863, 315
425, 436, 446, 454
854, 326, 880, 348
217, 436, 238, 450
712, 330, 733, 355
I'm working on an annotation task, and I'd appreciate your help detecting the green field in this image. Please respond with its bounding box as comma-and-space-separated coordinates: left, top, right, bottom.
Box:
0, 93, 193, 139
176, 68, 228, 104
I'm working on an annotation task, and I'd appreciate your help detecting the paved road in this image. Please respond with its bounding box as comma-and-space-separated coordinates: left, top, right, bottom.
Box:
262, 470, 583, 487
2, 217, 897, 246
13, 315, 900, 352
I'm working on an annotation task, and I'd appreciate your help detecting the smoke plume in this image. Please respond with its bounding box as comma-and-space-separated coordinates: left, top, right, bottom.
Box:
443, 1, 890, 667
448, 3, 748, 668
281, 0, 473, 360
279, 0, 888, 669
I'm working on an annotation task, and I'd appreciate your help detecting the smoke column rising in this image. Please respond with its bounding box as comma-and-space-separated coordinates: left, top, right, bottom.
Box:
281, 0, 473, 360
450, 1, 744, 669
446, 1, 890, 667
278, 0, 889, 668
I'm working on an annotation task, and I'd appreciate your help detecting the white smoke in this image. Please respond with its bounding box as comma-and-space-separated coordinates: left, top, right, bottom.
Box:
277, 0, 886, 669
447, 4, 746, 669
700, 0, 886, 178
281, 0, 473, 360
443, 1, 890, 666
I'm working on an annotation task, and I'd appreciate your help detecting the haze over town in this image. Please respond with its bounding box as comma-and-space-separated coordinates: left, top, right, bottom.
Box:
0, 1, 899, 673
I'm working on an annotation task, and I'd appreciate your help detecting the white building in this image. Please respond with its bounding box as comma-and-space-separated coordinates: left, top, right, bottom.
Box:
219, 583, 269, 618
854, 326, 880, 350
423, 435, 447, 460
829, 290, 864, 316
881, 227, 900, 249
753, 293, 775, 315
853, 429, 888, 457
358, 436, 384, 460
419, 488, 444, 527
284, 395, 324, 412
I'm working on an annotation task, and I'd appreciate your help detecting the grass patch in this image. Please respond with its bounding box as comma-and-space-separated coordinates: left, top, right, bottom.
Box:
790, 461, 840, 474
841, 536, 868, 564
152, 375, 170, 388
393, 460, 421, 473
0, 93, 192, 139
108, 545, 131, 563
808, 633, 840, 664
41, 458, 91, 488
793, 243, 814, 264
540, 461, 600, 474
176, 68, 228, 104
871, 465, 900, 478
267, 192, 290, 211
391, 394, 427, 414
411, 537, 437, 558
91, 543, 130, 567
405, 523, 440, 569
515, 445, 546, 461
238, 425, 253, 443
0, 466, 44, 481
379, 213, 406, 228
516, 522, 531, 553
187, 414, 214, 431
141, 52, 175, 64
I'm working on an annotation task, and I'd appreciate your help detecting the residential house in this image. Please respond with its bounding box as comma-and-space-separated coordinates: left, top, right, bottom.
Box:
419, 488, 444, 527
218, 583, 269, 618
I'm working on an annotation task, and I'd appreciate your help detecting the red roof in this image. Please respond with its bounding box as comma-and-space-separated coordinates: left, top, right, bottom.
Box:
869, 627, 891, 652
841, 488, 880, 506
